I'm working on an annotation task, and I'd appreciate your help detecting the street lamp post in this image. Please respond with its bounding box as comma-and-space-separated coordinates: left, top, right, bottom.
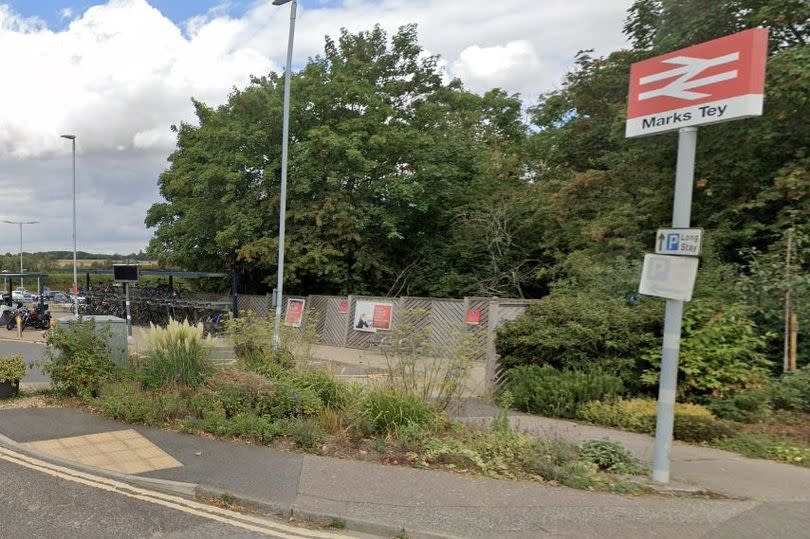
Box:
271, 0, 297, 347
61, 134, 78, 318
2, 220, 39, 288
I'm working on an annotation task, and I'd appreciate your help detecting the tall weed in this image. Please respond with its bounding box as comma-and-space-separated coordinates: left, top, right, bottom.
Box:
381, 309, 475, 411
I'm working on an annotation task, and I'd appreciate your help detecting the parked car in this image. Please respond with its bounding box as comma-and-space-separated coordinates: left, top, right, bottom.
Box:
52, 292, 70, 304
11, 288, 33, 303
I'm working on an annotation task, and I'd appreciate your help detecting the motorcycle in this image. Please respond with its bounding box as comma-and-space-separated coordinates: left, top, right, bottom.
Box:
26, 302, 52, 330
5, 303, 51, 331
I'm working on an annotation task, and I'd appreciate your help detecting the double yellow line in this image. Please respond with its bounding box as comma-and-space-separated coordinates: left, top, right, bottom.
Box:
0, 445, 356, 539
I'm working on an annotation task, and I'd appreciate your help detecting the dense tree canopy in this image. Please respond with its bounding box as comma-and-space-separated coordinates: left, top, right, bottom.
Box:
146, 25, 529, 296
147, 0, 809, 360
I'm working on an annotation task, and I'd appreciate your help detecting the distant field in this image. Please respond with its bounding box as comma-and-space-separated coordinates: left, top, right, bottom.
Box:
53, 259, 158, 268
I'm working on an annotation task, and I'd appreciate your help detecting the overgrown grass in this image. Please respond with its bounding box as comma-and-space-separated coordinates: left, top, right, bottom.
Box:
714, 433, 810, 467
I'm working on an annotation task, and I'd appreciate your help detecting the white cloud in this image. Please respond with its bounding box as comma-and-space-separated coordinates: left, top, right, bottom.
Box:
60, 7, 74, 20
452, 40, 542, 95
0, 0, 633, 254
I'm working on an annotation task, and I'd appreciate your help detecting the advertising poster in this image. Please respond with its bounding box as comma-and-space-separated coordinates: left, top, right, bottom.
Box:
284, 298, 305, 327
338, 299, 349, 314
465, 308, 481, 325
354, 300, 393, 333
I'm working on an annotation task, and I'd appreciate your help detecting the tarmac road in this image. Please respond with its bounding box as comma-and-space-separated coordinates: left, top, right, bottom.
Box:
0, 448, 362, 539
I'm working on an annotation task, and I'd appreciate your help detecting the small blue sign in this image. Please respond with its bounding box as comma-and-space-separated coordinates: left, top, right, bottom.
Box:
666, 233, 680, 251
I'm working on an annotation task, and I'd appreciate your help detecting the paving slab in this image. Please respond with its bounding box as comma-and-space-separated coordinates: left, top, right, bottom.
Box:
0, 407, 303, 511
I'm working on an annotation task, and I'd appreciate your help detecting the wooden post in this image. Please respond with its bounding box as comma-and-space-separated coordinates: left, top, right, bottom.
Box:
485, 297, 500, 394
789, 311, 798, 372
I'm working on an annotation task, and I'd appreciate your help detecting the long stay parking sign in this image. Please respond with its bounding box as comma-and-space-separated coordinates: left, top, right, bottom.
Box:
655, 228, 702, 256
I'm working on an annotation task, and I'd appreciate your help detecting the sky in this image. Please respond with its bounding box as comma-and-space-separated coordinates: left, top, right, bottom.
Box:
0, 0, 633, 256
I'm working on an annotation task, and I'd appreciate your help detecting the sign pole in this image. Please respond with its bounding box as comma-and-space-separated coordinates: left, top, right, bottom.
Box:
125, 282, 132, 338
652, 126, 698, 483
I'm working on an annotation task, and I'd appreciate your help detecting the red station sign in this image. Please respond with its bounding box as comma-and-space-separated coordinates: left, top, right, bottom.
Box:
626, 28, 768, 138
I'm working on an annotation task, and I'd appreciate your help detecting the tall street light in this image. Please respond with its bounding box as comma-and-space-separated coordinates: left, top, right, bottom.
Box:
272, 0, 297, 347
61, 134, 79, 318
3, 219, 39, 288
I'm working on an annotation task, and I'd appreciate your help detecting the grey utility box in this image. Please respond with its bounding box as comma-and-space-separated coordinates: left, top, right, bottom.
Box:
56, 315, 129, 368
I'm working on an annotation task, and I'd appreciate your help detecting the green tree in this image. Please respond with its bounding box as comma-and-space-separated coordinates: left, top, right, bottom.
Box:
147, 25, 529, 296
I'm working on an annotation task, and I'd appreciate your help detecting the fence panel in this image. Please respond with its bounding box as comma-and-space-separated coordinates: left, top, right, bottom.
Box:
238, 294, 269, 318
429, 298, 465, 358
310, 295, 346, 347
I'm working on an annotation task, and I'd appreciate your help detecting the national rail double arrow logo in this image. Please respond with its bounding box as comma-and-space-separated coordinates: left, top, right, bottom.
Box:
625, 28, 768, 138
637, 52, 739, 101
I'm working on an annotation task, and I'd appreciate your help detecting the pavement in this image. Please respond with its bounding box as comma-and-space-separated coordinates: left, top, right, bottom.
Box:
456, 400, 810, 502
1, 406, 810, 538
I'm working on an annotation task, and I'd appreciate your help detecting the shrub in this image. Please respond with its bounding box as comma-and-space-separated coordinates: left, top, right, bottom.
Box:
191, 368, 323, 421
361, 387, 439, 436
0, 355, 26, 383
97, 381, 192, 425
45, 319, 115, 399
192, 368, 276, 418
181, 411, 286, 443
502, 365, 624, 418
674, 413, 736, 443
642, 302, 773, 400
765, 379, 804, 412
290, 418, 325, 450
279, 369, 351, 410
520, 437, 592, 485
135, 319, 212, 389
266, 377, 324, 419
578, 439, 645, 475
225, 310, 320, 370
707, 391, 770, 423
496, 292, 658, 375
769, 369, 810, 412
577, 398, 733, 442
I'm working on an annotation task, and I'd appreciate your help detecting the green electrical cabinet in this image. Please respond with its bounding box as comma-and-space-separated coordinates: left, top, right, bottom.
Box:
56, 315, 129, 368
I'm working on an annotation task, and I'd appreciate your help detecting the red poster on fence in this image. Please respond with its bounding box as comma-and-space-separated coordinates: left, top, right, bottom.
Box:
372, 304, 393, 331
338, 299, 349, 314
284, 298, 305, 328
466, 308, 481, 325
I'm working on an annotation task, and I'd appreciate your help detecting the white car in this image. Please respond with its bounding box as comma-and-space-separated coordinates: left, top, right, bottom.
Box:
11, 288, 33, 303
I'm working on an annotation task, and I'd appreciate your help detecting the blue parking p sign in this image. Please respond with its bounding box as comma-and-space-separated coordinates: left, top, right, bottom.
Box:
667, 233, 679, 251
655, 228, 703, 256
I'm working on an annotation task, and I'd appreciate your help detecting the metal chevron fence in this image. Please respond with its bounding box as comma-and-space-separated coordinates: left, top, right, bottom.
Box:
233, 293, 539, 392
81, 284, 537, 393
